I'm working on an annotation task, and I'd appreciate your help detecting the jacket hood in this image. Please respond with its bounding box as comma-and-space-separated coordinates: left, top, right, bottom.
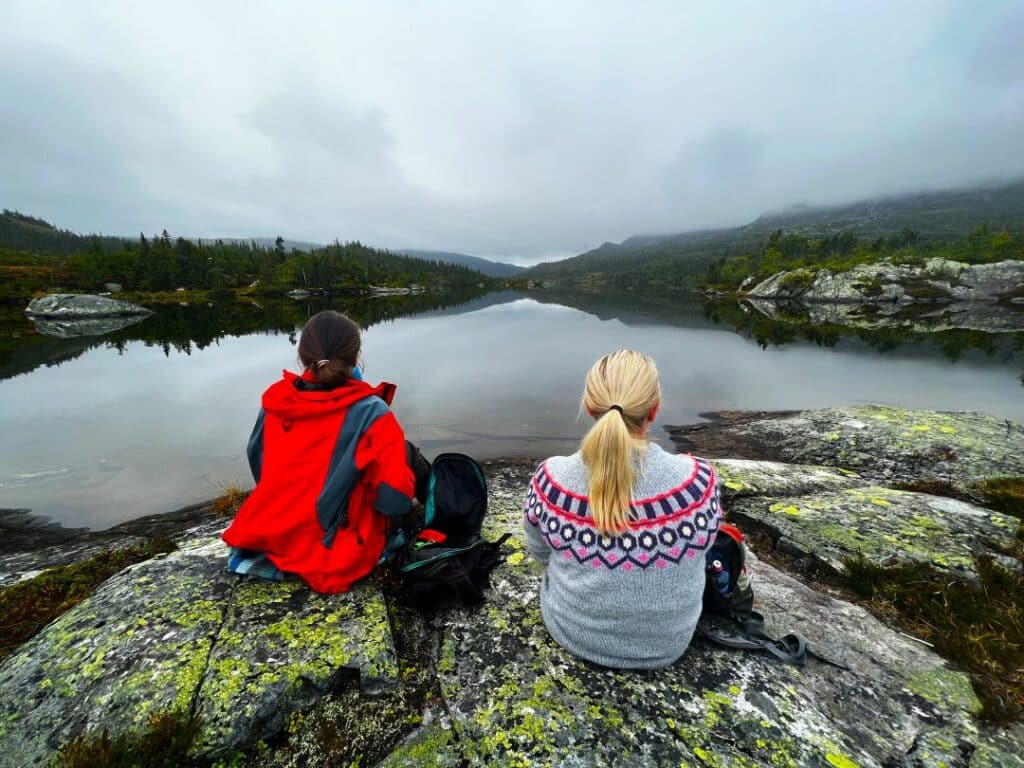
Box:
262, 369, 397, 421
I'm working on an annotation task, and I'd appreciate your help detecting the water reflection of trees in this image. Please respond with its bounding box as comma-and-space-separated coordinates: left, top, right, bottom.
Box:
701, 298, 1024, 384
0, 290, 487, 380
528, 289, 1024, 385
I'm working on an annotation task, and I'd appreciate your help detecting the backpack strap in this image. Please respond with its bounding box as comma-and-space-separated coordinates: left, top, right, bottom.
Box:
700, 612, 850, 670
700, 613, 808, 666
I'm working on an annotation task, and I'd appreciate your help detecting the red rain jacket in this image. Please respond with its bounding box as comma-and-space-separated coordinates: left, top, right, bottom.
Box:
222, 369, 414, 593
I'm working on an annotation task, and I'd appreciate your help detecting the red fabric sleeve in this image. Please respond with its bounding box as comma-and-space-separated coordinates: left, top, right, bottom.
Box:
355, 411, 415, 519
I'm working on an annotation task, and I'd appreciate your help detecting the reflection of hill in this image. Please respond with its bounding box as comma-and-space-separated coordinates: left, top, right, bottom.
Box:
527, 288, 717, 329
410, 290, 524, 318
0, 289, 489, 381
525, 289, 1024, 377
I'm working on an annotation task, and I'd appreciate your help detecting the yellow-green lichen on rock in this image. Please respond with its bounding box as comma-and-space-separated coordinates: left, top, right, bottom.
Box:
375, 484, 1018, 768
711, 460, 861, 505
668, 406, 1024, 498
4, 459, 1024, 767
729, 485, 1018, 581
0, 535, 399, 767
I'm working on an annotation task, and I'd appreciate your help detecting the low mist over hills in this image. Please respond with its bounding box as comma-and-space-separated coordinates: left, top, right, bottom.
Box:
525, 180, 1024, 282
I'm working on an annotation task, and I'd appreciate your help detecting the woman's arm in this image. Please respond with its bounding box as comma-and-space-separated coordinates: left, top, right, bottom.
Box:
246, 408, 266, 483
356, 410, 416, 523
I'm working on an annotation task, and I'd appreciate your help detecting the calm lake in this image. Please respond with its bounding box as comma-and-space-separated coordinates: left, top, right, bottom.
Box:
2, 290, 1023, 530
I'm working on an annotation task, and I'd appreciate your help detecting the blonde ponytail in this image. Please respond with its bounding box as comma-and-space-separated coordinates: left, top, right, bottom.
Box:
579, 350, 661, 534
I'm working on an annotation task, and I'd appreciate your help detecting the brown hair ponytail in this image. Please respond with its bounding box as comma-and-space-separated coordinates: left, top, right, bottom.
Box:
579, 350, 661, 533
297, 311, 361, 387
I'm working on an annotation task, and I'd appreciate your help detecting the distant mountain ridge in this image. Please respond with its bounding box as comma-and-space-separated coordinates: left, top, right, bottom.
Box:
525, 179, 1024, 281
0, 211, 524, 279
398, 249, 525, 278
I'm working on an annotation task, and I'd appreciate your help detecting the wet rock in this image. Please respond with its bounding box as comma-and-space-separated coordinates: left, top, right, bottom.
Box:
667, 405, 1024, 496
24, 293, 153, 319
381, 492, 1023, 768
0, 502, 223, 585
0, 536, 398, 766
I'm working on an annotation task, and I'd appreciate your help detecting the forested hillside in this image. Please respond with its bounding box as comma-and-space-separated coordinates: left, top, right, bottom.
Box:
525, 180, 1024, 287
704, 226, 1024, 290
0, 210, 129, 253
400, 249, 525, 278
0, 213, 488, 299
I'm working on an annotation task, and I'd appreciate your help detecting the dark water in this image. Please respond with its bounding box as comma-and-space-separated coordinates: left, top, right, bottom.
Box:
2, 290, 1023, 530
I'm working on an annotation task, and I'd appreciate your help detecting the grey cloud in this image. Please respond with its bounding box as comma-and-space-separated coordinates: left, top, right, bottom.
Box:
1, 1, 1023, 263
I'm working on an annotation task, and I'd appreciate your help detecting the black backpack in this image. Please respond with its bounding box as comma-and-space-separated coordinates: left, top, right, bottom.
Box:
393, 453, 509, 604
700, 523, 815, 666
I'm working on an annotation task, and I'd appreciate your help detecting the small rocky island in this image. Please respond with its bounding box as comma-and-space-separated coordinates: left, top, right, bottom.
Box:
24, 294, 154, 339
739, 259, 1024, 332
0, 406, 1021, 767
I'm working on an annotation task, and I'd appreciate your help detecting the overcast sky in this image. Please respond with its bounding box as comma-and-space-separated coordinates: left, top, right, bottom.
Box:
1, 1, 1022, 264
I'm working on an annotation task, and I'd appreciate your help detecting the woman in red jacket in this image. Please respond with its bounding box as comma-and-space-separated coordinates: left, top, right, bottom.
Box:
223, 310, 416, 593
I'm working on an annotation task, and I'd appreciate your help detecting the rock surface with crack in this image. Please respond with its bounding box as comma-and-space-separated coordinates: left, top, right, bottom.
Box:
1, 438, 1021, 765
0, 536, 398, 766
379, 490, 1024, 768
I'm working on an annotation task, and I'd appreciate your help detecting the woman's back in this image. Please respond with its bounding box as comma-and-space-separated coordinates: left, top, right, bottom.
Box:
524, 442, 721, 668
222, 310, 415, 594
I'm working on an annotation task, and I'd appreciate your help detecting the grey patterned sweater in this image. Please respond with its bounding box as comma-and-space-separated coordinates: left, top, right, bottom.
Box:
523, 443, 722, 669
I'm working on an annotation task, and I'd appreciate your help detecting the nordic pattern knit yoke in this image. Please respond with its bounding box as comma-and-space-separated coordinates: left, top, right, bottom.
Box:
523, 442, 722, 669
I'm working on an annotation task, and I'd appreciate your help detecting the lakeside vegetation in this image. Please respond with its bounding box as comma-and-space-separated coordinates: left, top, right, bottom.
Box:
525, 226, 1024, 292
0, 210, 489, 301
703, 226, 1024, 290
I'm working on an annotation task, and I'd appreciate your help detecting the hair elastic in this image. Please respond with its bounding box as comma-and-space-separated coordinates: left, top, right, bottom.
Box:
315, 359, 331, 370
608, 405, 624, 415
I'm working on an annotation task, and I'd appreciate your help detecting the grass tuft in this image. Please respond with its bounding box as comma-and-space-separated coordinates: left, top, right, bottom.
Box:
0, 538, 176, 660
892, 479, 963, 498
210, 484, 247, 516
843, 554, 1024, 722
51, 710, 201, 768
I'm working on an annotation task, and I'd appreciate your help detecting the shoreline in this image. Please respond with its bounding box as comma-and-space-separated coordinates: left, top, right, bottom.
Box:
0, 458, 542, 566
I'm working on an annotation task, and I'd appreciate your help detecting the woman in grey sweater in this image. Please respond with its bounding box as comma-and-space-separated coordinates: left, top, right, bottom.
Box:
523, 349, 722, 669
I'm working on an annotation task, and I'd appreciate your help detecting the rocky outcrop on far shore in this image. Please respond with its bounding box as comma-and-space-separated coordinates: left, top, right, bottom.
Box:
740, 260, 1024, 332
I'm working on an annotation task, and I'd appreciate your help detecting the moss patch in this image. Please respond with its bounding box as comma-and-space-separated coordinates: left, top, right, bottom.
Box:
50, 710, 201, 768
844, 555, 1024, 722
0, 538, 176, 660
777, 269, 816, 293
